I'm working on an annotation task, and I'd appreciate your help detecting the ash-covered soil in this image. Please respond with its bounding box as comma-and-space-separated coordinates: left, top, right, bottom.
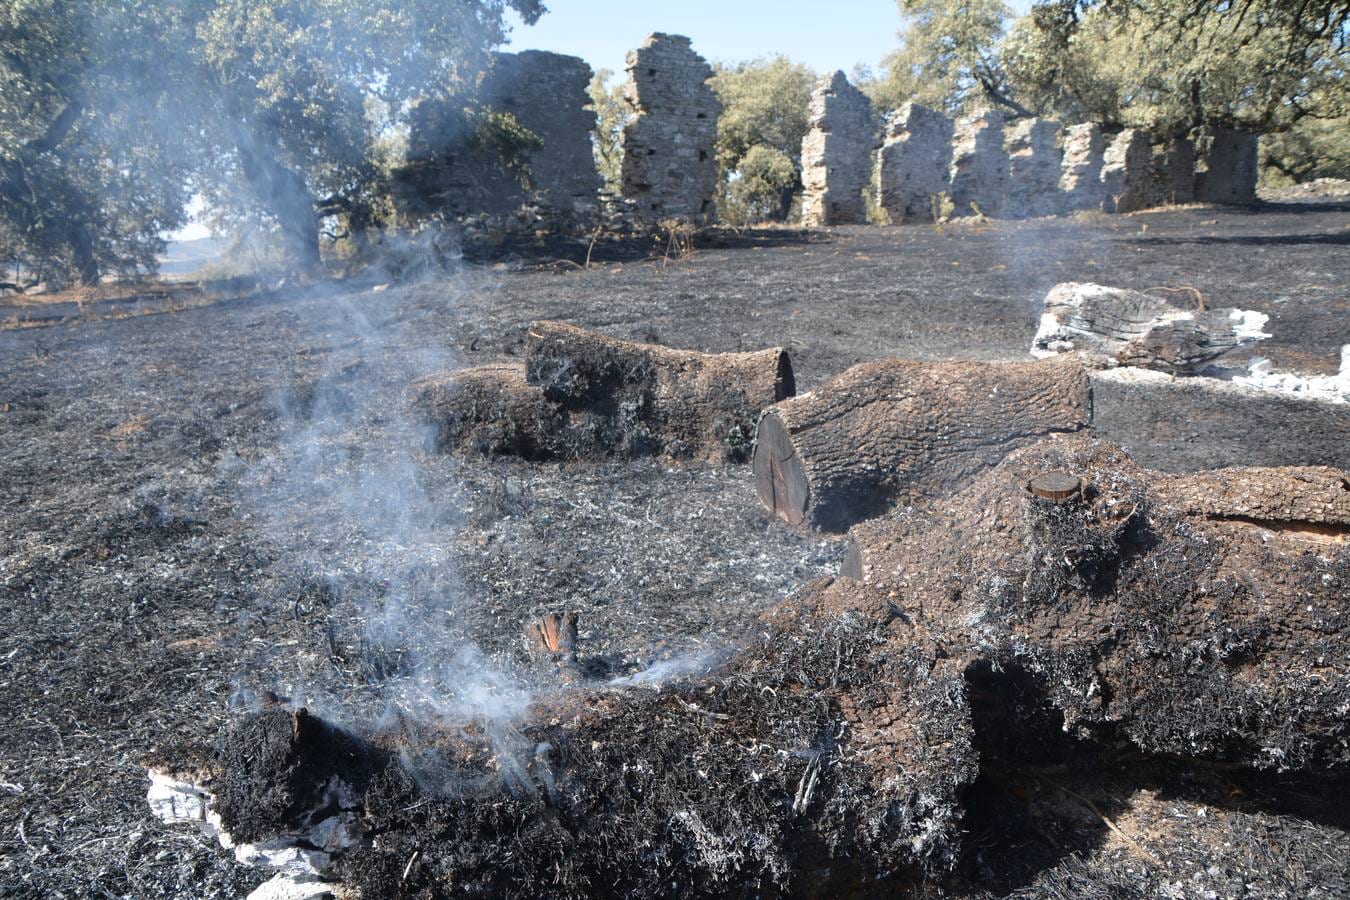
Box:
1, 202, 1347, 897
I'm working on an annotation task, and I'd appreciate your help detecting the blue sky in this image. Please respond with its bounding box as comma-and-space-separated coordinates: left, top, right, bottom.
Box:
505, 0, 1034, 80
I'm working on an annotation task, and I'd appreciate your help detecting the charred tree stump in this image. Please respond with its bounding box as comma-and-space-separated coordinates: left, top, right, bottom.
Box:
845, 435, 1350, 769
525, 320, 795, 462
408, 363, 564, 460
753, 356, 1091, 532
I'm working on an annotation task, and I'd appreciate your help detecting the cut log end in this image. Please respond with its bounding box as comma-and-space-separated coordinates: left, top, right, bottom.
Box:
1028, 471, 1082, 503
753, 411, 809, 526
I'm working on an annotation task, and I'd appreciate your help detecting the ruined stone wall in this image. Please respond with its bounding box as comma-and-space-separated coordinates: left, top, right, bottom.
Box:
1059, 123, 1106, 211
1100, 129, 1154, 213
875, 102, 953, 224
800, 71, 876, 226
1155, 133, 1196, 205
619, 33, 721, 224
948, 111, 1008, 216
396, 50, 600, 220
1004, 118, 1062, 218
1194, 127, 1258, 205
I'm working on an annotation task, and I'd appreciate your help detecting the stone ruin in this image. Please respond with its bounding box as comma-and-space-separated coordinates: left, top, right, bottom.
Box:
1100, 128, 1154, 213
393, 50, 599, 221
619, 33, 721, 225
1195, 126, 1259, 205
386, 36, 1263, 235
1004, 117, 1062, 218
948, 110, 1009, 216
1155, 132, 1197, 205
799, 71, 876, 226
875, 102, 953, 224
1058, 122, 1107, 211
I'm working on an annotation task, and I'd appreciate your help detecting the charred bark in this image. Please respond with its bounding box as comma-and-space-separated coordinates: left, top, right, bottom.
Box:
525, 321, 795, 462
409, 363, 565, 460
845, 435, 1350, 769
753, 356, 1090, 532
179, 440, 1349, 897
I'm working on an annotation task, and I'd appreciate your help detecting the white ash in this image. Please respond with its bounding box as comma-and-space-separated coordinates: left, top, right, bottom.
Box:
1223, 347, 1350, 404
147, 767, 354, 896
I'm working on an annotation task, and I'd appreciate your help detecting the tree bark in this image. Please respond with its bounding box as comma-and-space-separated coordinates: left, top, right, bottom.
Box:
525, 321, 795, 462
408, 363, 564, 460
753, 355, 1090, 532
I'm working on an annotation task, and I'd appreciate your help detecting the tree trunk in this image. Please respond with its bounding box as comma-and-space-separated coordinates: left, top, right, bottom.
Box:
234, 123, 322, 273
408, 363, 564, 460
753, 355, 1090, 532
525, 320, 795, 462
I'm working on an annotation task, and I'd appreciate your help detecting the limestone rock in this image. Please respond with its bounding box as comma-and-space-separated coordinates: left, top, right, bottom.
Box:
1100, 129, 1153, 213
1059, 123, 1106, 211
1004, 117, 1062, 218
874, 102, 953, 223
949, 111, 1008, 216
799, 71, 876, 226
1195, 126, 1258, 205
619, 34, 721, 225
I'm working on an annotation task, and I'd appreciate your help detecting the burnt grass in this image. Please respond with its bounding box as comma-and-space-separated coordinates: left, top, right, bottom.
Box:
1, 201, 1348, 897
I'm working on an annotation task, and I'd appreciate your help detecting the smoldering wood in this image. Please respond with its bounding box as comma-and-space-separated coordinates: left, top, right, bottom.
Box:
752, 355, 1091, 532
185, 439, 1347, 898
408, 363, 565, 460
1031, 282, 1269, 374
203, 581, 977, 898
524, 320, 795, 462
844, 435, 1350, 769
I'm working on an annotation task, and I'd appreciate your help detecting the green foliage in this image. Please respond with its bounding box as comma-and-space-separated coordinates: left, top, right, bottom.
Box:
720, 146, 799, 226
1004, 0, 1348, 182
1005, 1, 1347, 133
465, 109, 543, 190
0, 1, 193, 285
0, 0, 546, 283
710, 57, 815, 174
1261, 116, 1350, 186
860, 0, 1015, 116
709, 57, 815, 223
587, 69, 626, 192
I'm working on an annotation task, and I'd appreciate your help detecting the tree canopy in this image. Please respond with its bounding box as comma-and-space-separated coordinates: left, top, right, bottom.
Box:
0, 0, 544, 285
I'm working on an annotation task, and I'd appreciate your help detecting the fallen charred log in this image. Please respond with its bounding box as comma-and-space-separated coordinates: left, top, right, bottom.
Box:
524, 320, 795, 462
1031, 282, 1270, 374
752, 355, 1091, 532
160, 583, 976, 898
845, 435, 1350, 769
409, 363, 565, 460
411, 322, 795, 463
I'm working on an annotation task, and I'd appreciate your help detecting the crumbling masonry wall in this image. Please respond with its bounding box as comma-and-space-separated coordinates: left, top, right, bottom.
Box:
395, 50, 600, 219
949, 111, 1008, 216
875, 102, 953, 224
800, 71, 876, 226
619, 34, 721, 224
1004, 118, 1062, 218
1194, 126, 1258, 205
1155, 132, 1197, 205
1059, 123, 1106, 211
1100, 129, 1154, 213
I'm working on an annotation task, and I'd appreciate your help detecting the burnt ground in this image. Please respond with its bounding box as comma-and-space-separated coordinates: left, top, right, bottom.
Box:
0, 201, 1348, 897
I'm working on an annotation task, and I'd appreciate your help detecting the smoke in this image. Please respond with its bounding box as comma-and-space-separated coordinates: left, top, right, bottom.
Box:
222, 248, 547, 787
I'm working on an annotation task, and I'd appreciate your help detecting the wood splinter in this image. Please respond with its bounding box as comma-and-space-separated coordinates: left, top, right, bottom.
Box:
526, 612, 578, 660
